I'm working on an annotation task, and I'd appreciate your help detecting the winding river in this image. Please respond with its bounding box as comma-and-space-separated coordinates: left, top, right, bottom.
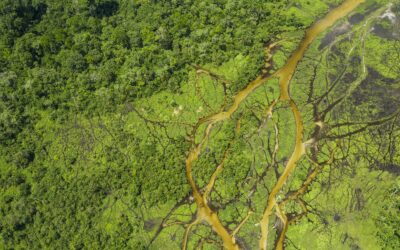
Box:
184, 0, 365, 249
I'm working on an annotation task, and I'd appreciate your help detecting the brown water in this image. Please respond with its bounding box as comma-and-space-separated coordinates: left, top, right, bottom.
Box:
260, 1, 365, 249
184, 0, 365, 249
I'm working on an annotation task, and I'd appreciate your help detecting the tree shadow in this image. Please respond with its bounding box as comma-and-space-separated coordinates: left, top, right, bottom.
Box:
92, 1, 119, 18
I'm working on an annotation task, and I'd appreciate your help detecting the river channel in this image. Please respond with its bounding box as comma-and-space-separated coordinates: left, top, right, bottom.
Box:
184, 1, 365, 249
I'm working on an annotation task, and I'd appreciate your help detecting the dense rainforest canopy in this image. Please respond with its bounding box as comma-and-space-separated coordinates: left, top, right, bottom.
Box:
0, 0, 399, 249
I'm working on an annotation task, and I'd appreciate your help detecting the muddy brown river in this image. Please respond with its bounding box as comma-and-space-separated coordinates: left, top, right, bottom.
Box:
184, 0, 365, 249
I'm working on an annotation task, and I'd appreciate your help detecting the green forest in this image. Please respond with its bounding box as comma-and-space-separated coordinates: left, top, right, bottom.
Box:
0, 0, 399, 249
